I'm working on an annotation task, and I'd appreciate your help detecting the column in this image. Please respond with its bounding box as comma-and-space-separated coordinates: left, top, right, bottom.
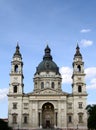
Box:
40, 112, 42, 128
56, 112, 57, 127
38, 112, 40, 127
54, 111, 57, 128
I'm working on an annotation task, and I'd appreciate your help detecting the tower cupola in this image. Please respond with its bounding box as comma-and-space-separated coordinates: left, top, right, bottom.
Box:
74, 44, 82, 59
13, 44, 22, 59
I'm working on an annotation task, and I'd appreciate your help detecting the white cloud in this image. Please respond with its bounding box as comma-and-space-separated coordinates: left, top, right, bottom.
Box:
85, 67, 96, 89
90, 78, 96, 84
80, 39, 93, 47
0, 88, 8, 101
60, 66, 96, 90
85, 67, 96, 78
87, 78, 96, 89
80, 29, 91, 33
60, 66, 72, 84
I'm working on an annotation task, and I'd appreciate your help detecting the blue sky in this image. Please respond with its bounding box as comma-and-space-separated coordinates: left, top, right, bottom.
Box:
0, 0, 96, 118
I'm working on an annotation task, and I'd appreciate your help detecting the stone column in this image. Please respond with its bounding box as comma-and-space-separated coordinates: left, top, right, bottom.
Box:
40, 112, 42, 128
56, 112, 57, 127
54, 111, 57, 128
54, 112, 56, 128
38, 112, 40, 127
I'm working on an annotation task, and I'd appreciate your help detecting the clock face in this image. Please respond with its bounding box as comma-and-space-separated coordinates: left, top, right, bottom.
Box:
14, 77, 18, 81
76, 58, 78, 61
78, 77, 81, 80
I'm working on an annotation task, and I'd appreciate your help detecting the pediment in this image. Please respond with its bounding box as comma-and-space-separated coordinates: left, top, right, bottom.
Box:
38, 88, 58, 94
28, 88, 68, 96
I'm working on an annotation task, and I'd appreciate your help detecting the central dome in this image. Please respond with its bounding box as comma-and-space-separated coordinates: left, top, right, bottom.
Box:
35, 45, 60, 75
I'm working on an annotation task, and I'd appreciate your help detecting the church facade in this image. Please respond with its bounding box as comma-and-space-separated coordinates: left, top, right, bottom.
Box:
8, 44, 87, 129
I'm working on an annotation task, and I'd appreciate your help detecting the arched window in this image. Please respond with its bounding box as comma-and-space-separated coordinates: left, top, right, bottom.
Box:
14, 86, 17, 93
77, 65, 81, 72
51, 82, 54, 88
78, 114, 83, 123
78, 102, 83, 109
58, 82, 60, 88
41, 82, 44, 89
24, 116, 27, 124
14, 65, 18, 73
68, 115, 72, 123
78, 85, 82, 93
35, 82, 37, 88
13, 103, 17, 109
12, 114, 17, 124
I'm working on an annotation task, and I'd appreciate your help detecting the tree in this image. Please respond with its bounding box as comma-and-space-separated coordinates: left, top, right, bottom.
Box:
86, 104, 96, 130
0, 119, 12, 130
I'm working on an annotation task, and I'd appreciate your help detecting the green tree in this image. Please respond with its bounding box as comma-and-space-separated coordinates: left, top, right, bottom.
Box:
0, 119, 12, 130
86, 104, 96, 130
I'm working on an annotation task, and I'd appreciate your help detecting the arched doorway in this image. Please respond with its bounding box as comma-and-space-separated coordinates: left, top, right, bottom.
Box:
42, 102, 54, 128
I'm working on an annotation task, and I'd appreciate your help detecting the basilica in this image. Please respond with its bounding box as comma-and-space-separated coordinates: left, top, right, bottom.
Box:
8, 44, 87, 129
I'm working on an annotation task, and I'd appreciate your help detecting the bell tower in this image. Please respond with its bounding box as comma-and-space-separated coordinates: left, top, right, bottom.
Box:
9, 44, 24, 95
71, 44, 87, 129
72, 44, 87, 95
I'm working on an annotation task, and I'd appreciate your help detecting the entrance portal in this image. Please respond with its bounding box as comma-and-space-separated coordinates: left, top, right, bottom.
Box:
46, 120, 50, 128
42, 102, 54, 128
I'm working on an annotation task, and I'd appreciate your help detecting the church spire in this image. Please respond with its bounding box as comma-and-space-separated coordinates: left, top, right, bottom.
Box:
13, 43, 22, 59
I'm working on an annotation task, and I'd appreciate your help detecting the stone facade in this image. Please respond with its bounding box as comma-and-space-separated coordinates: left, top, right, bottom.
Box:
8, 44, 87, 129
